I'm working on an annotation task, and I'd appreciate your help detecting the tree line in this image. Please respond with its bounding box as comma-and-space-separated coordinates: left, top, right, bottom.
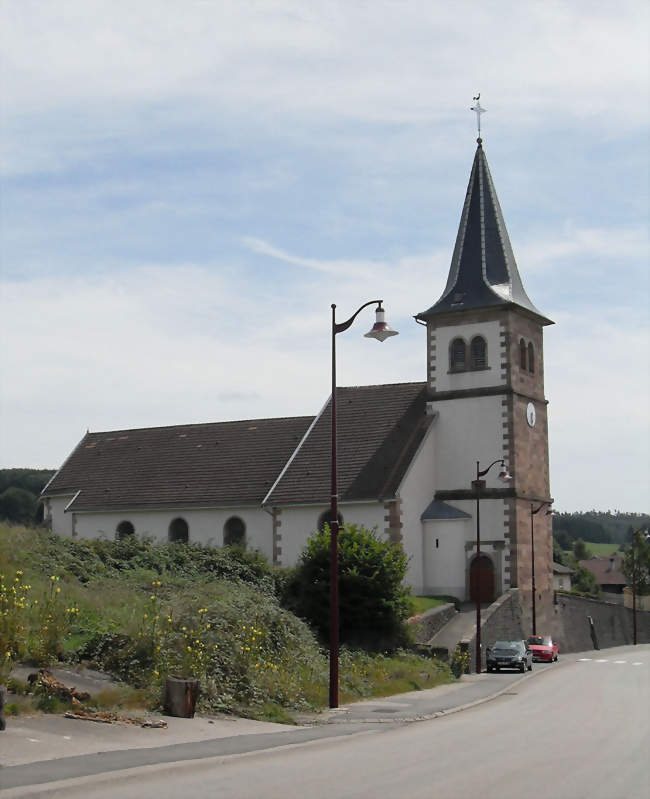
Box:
0, 469, 56, 526
553, 510, 649, 551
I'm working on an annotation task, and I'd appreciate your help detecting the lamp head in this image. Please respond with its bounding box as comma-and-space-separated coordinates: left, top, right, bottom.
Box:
364, 305, 399, 342
498, 463, 512, 483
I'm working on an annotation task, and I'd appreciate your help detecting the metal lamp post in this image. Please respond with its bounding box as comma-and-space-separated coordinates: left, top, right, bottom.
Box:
530, 502, 553, 635
329, 301, 398, 708
471, 459, 512, 673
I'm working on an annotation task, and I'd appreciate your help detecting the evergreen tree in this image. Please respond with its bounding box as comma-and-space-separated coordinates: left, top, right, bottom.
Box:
622, 531, 650, 596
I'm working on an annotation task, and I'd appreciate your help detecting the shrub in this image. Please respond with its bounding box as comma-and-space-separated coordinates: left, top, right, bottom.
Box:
281, 524, 412, 651
450, 644, 470, 678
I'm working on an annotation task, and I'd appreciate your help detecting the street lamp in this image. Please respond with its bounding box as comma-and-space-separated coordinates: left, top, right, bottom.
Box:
530, 502, 553, 635
471, 459, 512, 673
329, 301, 398, 708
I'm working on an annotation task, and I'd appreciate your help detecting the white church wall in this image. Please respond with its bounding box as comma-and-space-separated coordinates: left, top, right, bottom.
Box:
71, 507, 275, 560
433, 395, 506, 490
275, 503, 386, 567
433, 320, 503, 393
48, 496, 75, 538
453, 497, 509, 597
395, 425, 437, 594
422, 519, 469, 598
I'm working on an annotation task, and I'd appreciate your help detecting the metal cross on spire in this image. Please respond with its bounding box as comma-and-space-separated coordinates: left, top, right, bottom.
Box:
471, 94, 486, 140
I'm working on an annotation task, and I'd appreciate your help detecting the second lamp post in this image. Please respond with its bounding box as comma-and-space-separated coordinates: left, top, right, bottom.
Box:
471, 459, 511, 673
530, 501, 553, 636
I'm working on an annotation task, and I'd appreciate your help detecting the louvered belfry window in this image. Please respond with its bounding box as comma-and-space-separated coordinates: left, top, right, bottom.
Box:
450, 337, 466, 371
520, 338, 527, 370
470, 336, 487, 369
527, 341, 535, 374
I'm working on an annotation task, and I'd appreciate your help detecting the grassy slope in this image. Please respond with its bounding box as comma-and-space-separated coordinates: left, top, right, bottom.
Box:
0, 524, 453, 720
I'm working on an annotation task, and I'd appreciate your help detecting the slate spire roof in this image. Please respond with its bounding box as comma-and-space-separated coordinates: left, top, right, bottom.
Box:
417, 140, 552, 325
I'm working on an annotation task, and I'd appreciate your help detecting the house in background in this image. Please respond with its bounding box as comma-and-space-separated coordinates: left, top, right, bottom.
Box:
578, 556, 627, 601
42, 137, 555, 627
553, 562, 573, 593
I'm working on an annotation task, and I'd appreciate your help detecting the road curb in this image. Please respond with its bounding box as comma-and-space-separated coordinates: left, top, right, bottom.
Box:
320, 660, 567, 726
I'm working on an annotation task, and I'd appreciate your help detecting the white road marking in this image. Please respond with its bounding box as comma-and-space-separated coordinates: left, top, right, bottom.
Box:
614, 660, 627, 664
632, 662, 643, 666
595, 659, 609, 663
577, 658, 592, 661
27, 738, 40, 743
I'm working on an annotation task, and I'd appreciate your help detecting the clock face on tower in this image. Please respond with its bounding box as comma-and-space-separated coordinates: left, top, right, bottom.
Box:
526, 402, 536, 428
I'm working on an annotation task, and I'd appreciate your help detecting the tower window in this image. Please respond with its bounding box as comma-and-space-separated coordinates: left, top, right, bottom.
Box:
169, 517, 189, 543
224, 516, 246, 548
527, 342, 535, 373
450, 338, 467, 371
519, 338, 527, 370
116, 520, 135, 540
470, 336, 487, 369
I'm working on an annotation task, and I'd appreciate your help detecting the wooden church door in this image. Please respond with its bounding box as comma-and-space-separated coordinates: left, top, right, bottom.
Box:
470, 555, 495, 603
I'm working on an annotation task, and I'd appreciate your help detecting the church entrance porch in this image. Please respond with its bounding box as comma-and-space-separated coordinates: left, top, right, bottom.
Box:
470, 554, 495, 603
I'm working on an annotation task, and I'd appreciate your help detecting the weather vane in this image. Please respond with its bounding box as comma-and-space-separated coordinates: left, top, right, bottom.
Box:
471, 93, 486, 140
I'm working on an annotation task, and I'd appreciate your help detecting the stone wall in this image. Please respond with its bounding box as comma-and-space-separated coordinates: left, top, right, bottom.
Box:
411, 603, 457, 644
463, 589, 525, 672
550, 593, 650, 653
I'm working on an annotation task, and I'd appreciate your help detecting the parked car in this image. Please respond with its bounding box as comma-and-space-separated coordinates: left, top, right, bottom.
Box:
486, 640, 533, 673
526, 635, 559, 662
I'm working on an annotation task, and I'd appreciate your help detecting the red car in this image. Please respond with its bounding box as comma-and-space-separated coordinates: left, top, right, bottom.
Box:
526, 635, 559, 662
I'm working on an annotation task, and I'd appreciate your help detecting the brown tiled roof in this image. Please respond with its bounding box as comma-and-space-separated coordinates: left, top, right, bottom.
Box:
578, 556, 627, 586
265, 382, 431, 506
43, 416, 314, 511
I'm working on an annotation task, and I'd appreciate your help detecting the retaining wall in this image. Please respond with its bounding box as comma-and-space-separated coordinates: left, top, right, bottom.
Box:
463, 589, 525, 672
550, 592, 650, 653
411, 603, 457, 645
455, 589, 650, 672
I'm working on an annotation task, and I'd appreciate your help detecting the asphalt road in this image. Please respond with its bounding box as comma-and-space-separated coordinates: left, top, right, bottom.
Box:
4, 645, 647, 799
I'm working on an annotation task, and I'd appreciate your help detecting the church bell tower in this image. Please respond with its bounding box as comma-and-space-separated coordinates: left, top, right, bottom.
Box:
416, 133, 554, 633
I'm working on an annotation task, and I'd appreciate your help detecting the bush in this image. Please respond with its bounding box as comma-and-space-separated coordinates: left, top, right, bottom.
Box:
281, 524, 412, 651
0, 488, 37, 526
450, 644, 470, 678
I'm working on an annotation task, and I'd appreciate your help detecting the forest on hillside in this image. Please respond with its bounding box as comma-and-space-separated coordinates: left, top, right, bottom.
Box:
552, 510, 649, 550
0, 469, 56, 526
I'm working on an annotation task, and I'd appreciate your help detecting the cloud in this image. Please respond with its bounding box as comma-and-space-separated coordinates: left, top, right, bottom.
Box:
2, 1, 648, 130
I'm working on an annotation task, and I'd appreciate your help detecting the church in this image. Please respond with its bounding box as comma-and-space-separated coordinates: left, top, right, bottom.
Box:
41, 136, 554, 631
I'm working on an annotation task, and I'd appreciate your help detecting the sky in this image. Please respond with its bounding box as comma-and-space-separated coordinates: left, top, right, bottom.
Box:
0, 0, 648, 513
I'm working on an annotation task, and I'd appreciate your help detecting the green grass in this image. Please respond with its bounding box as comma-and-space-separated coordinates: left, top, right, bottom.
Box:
563, 541, 623, 559
1, 523, 454, 722
411, 596, 456, 615
581, 542, 623, 557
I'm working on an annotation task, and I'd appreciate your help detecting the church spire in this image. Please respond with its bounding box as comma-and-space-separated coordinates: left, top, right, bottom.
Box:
417, 140, 552, 325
